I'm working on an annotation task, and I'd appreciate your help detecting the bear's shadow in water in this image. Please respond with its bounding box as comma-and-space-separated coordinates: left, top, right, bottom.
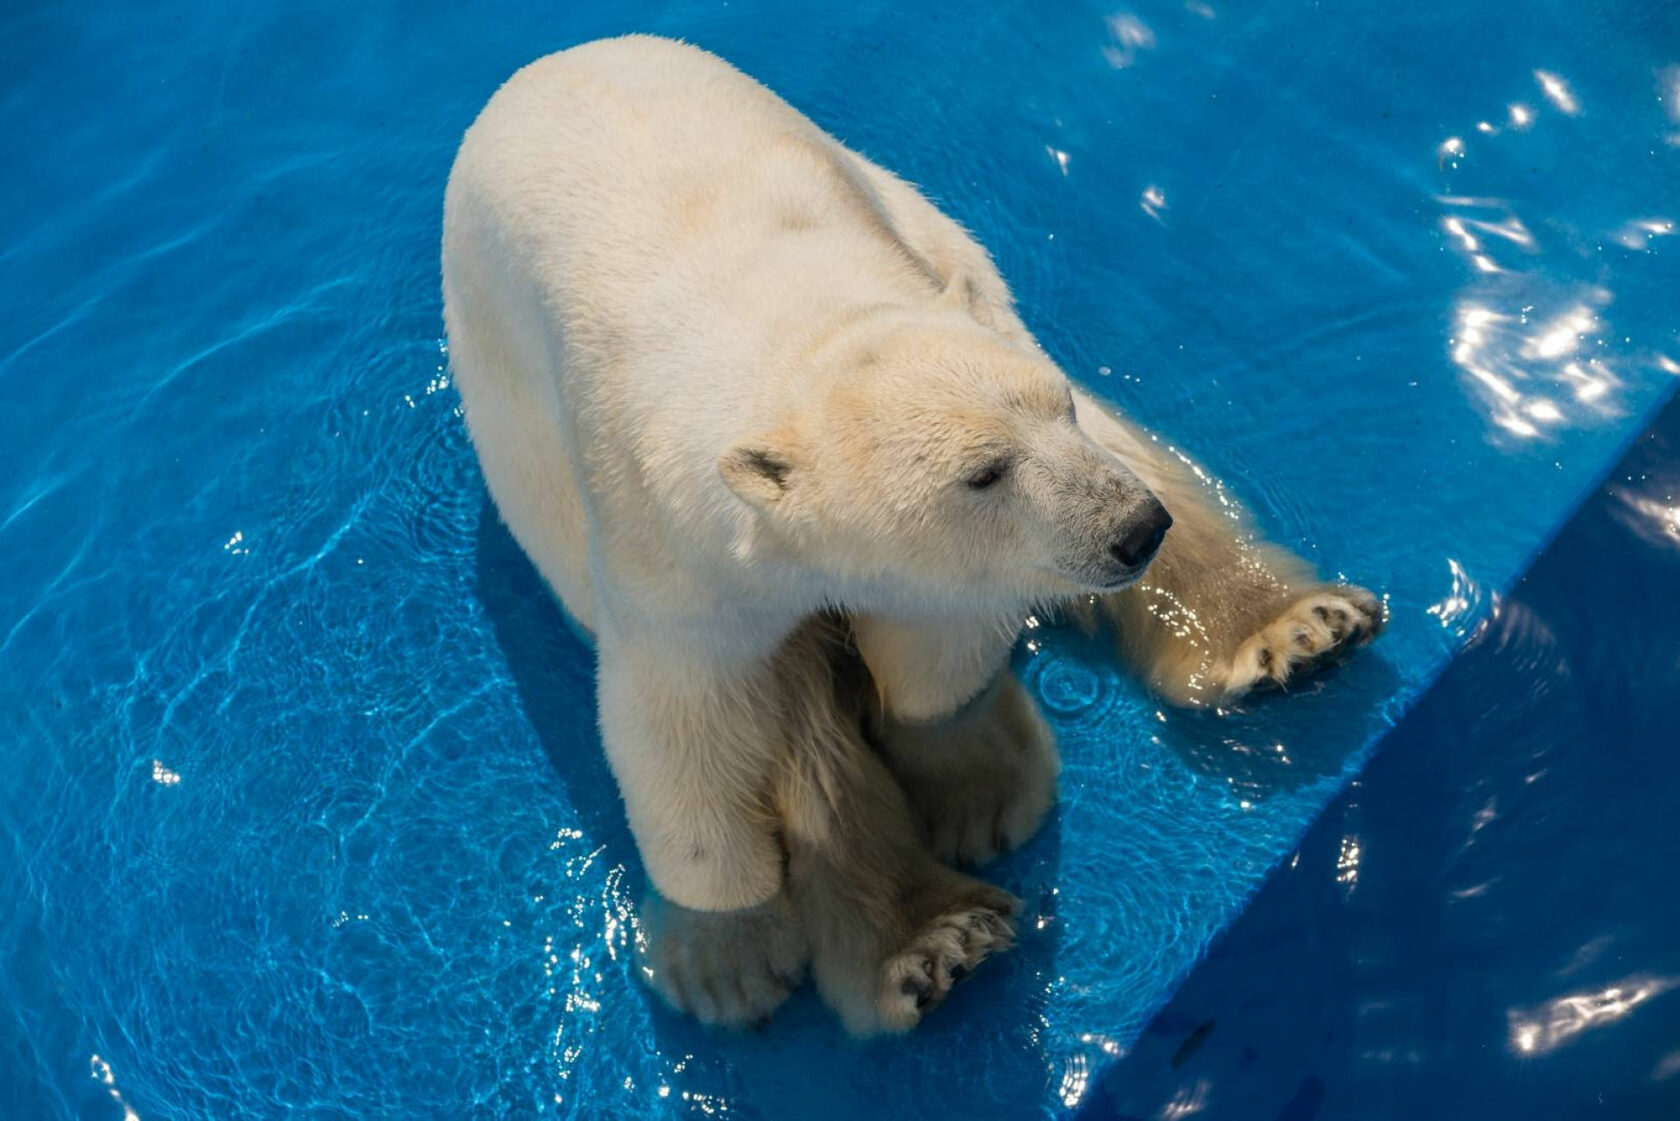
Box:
473, 495, 624, 847
474, 494, 1065, 1117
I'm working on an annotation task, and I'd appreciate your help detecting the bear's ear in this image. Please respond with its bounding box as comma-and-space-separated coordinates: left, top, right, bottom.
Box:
718, 432, 801, 510
935, 271, 996, 328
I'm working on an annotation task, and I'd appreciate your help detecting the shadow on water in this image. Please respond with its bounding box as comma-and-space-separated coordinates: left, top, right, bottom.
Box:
1079, 392, 1680, 1121
472, 493, 627, 851
473, 491, 1065, 1118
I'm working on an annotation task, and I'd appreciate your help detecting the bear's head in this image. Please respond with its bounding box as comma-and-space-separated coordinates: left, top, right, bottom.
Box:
718, 303, 1171, 610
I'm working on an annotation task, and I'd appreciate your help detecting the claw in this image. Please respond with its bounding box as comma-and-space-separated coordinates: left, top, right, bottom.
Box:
900, 971, 935, 1009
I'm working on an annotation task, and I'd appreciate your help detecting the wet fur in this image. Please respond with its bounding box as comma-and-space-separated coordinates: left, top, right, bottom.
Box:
1068, 399, 1385, 705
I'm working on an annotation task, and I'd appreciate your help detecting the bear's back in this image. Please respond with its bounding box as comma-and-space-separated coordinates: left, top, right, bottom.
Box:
448, 37, 930, 346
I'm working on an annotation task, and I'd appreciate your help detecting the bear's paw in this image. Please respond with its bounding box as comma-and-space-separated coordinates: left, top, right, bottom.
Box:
873, 885, 1020, 1034
638, 890, 809, 1029
1224, 585, 1385, 698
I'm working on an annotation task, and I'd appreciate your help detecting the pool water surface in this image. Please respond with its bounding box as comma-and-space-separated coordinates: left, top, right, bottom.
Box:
2, 1, 1677, 1118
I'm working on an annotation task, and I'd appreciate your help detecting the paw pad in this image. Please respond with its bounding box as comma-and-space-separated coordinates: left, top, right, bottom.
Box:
1224, 585, 1385, 699
876, 893, 1018, 1032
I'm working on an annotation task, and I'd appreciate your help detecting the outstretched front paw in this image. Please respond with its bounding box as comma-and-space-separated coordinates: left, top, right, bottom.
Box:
1225, 585, 1385, 698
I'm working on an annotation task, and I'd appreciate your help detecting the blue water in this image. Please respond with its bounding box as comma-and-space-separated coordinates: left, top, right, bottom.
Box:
2, 2, 1676, 1119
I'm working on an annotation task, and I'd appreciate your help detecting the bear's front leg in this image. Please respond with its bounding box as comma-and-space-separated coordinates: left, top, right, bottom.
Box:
1071, 388, 1384, 706
596, 629, 788, 911
597, 627, 811, 1027
852, 613, 1059, 866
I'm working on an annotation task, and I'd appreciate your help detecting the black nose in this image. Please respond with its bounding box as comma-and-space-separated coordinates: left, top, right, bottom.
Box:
1110, 501, 1172, 568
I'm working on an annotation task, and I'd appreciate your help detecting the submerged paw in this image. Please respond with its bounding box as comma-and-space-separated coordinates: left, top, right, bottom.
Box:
639, 893, 809, 1029
888, 677, 1060, 868
924, 775, 1055, 868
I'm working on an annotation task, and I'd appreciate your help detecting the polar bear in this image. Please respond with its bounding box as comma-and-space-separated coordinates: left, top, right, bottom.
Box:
443, 36, 1381, 1034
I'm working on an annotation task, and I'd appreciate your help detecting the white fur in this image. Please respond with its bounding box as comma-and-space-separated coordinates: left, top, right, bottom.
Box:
443, 36, 1381, 919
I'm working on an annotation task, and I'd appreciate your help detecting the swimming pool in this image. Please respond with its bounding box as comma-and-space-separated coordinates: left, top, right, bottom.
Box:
3, 1, 1676, 1118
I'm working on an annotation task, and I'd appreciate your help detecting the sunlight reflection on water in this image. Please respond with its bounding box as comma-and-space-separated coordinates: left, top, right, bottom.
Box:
1434, 68, 1677, 444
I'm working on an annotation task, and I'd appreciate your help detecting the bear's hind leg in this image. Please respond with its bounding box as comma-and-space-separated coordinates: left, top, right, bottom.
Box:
775, 618, 1020, 1036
